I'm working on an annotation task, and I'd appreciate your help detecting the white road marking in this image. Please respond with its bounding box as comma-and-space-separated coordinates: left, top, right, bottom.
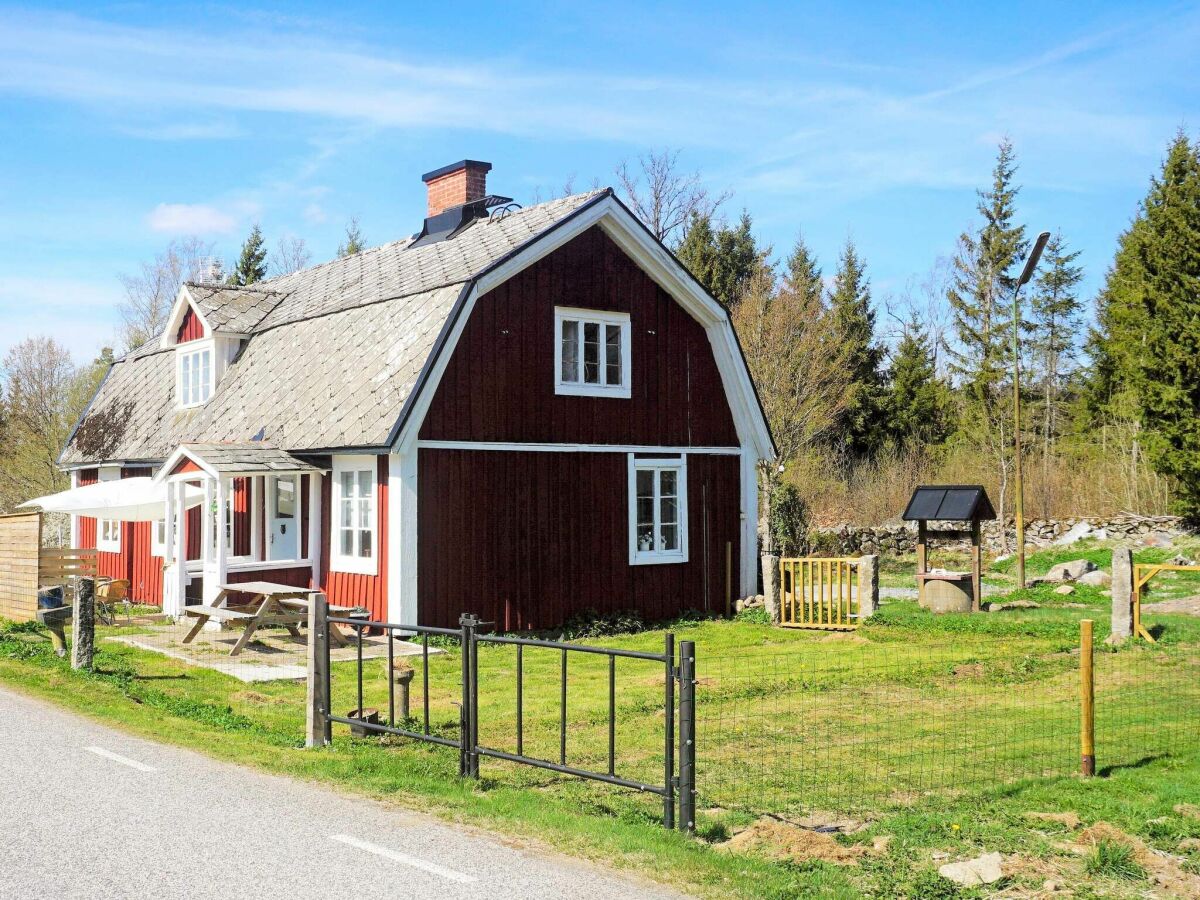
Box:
330, 833, 477, 883
84, 746, 157, 772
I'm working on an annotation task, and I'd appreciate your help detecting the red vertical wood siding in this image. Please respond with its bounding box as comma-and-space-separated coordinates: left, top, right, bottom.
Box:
121, 467, 162, 606
320, 456, 388, 620
417, 449, 740, 630
77, 468, 98, 549
176, 305, 206, 343
419, 225, 738, 446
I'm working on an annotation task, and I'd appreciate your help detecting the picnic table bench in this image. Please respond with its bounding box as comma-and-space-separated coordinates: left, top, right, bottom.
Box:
183, 581, 358, 656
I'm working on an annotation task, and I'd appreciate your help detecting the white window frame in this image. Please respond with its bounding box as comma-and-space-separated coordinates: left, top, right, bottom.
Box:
330, 455, 378, 576
151, 517, 167, 557
554, 307, 632, 398
96, 467, 121, 553
176, 339, 215, 409
628, 455, 688, 565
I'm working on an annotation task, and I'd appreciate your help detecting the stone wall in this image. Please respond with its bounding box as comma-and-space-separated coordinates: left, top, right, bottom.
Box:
811, 515, 1185, 557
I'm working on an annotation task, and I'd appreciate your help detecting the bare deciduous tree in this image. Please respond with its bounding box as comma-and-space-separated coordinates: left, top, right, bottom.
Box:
270, 236, 312, 277
0, 337, 103, 511
615, 148, 729, 246
732, 262, 855, 549
118, 236, 214, 351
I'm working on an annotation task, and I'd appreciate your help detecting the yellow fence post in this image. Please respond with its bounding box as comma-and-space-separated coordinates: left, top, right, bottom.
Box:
1080, 619, 1095, 777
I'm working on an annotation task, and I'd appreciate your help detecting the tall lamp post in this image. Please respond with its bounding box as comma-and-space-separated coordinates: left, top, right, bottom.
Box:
1013, 230, 1051, 589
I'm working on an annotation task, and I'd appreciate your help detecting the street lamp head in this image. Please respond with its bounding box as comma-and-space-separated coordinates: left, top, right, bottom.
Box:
1017, 231, 1052, 288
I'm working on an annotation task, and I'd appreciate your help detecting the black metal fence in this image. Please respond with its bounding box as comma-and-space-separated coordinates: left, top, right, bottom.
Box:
317, 605, 698, 831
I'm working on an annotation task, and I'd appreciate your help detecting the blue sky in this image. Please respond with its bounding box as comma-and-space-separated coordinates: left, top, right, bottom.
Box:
1, 1, 1197, 363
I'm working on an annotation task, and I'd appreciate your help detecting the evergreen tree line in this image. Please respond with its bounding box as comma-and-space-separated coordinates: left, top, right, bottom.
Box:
673, 133, 1200, 529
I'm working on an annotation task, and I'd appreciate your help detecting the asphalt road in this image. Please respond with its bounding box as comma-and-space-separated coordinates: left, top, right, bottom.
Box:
0, 686, 684, 899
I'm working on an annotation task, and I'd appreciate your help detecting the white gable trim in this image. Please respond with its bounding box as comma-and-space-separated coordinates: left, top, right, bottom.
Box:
159, 285, 211, 349
154, 445, 220, 482
392, 194, 774, 461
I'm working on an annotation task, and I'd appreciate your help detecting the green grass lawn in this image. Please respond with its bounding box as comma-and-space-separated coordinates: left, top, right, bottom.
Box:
2, 541, 1198, 898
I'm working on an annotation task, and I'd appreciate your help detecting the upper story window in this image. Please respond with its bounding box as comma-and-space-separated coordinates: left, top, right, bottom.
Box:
628, 456, 688, 565
330, 456, 377, 575
96, 467, 121, 553
177, 343, 213, 408
554, 307, 631, 398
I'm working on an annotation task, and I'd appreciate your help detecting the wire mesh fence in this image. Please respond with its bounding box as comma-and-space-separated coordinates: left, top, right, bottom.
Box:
695, 632, 1200, 817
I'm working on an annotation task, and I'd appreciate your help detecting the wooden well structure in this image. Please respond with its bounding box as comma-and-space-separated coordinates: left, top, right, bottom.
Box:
901, 485, 995, 613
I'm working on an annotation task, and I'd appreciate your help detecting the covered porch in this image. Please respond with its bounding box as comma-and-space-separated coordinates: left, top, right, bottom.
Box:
156, 443, 326, 618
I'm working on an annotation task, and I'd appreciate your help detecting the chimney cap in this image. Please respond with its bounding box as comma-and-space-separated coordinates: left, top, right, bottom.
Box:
421, 159, 492, 183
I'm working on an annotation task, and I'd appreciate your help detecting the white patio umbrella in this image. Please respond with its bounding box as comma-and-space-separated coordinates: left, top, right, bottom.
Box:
19, 477, 204, 522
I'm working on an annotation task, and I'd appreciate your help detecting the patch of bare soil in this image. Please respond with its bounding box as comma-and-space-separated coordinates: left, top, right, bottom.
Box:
1074, 821, 1200, 898
819, 632, 869, 644
230, 690, 287, 705
716, 817, 867, 865
953, 662, 985, 678
1024, 811, 1082, 830
1142, 596, 1200, 616
1175, 803, 1200, 821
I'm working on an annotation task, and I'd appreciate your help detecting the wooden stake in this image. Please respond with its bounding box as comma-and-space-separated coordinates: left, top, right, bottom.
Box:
725, 541, 732, 618
1080, 619, 1095, 777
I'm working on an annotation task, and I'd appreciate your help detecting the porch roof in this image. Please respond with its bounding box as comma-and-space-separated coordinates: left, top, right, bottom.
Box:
158, 443, 324, 481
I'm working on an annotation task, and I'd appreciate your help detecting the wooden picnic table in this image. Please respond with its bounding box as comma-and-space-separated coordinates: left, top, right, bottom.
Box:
182, 581, 353, 657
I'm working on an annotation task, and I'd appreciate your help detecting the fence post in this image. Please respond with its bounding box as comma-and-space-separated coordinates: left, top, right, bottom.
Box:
305, 592, 330, 748
857, 554, 879, 620
762, 553, 780, 623
459, 614, 479, 778
1080, 619, 1095, 777
663, 632, 675, 830
71, 579, 94, 671
678, 639, 696, 833
1109, 548, 1133, 644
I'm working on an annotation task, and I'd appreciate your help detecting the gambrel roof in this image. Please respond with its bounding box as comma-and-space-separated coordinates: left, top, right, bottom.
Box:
61, 190, 774, 468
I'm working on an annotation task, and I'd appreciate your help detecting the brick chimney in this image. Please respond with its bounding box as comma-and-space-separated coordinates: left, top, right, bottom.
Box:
422, 160, 492, 217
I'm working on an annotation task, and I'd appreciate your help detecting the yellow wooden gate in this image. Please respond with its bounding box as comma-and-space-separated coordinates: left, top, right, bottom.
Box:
779, 557, 861, 630
1133, 562, 1200, 643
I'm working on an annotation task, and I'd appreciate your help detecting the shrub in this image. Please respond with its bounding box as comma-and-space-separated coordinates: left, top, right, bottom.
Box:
770, 483, 810, 557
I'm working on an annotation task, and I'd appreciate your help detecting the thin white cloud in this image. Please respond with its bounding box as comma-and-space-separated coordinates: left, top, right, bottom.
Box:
147, 203, 238, 235
0, 277, 122, 362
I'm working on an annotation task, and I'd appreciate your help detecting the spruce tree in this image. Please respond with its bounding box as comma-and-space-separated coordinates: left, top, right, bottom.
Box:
1029, 233, 1083, 448
945, 139, 1028, 539
886, 320, 951, 447
229, 224, 268, 286
783, 234, 823, 300
829, 239, 885, 455
677, 211, 762, 307
338, 217, 365, 257
1135, 133, 1200, 517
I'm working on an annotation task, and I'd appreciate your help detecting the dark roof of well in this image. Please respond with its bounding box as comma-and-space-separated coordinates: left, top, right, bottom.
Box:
60, 191, 606, 466
901, 485, 996, 522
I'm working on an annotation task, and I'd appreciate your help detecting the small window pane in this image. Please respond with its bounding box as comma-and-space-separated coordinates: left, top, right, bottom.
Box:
200, 350, 211, 401
660, 470, 677, 498
660, 523, 679, 551
636, 524, 654, 552
340, 529, 354, 556
637, 469, 654, 499
605, 324, 622, 386
359, 529, 372, 557
561, 320, 579, 383
660, 496, 678, 528
583, 322, 600, 384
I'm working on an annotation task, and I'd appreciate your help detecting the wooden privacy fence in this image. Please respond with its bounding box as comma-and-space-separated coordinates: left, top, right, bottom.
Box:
779, 557, 863, 630
0, 511, 97, 623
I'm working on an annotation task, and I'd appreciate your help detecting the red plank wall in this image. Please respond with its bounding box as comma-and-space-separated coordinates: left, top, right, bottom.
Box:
418, 449, 740, 630
319, 456, 389, 620
176, 304, 206, 343
419, 225, 738, 447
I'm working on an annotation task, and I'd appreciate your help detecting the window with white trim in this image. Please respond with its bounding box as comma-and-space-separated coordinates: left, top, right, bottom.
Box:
151, 517, 167, 557
330, 457, 377, 575
177, 343, 213, 408
97, 517, 121, 553
629, 456, 688, 565
554, 307, 631, 398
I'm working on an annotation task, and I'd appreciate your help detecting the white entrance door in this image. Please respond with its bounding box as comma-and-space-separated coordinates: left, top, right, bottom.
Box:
268, 475, 299, 561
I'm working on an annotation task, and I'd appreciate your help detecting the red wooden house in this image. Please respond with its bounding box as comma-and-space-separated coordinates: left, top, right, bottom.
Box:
59, 161, 774, 629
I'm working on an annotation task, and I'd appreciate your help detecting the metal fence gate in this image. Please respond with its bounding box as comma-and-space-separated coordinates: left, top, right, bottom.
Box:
308, 601, 697, 831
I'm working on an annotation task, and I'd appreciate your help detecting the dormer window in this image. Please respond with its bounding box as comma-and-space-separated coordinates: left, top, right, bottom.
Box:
177, 342, 214, 408
554, 307, 631, 398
